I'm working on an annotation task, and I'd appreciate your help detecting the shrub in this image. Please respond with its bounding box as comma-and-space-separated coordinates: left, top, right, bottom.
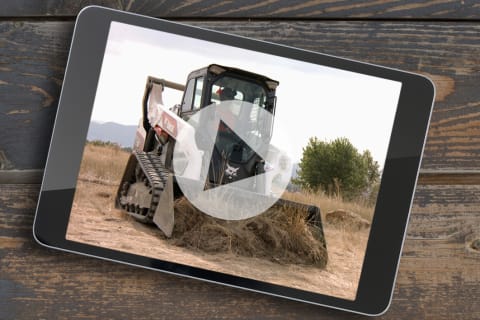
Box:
295, 137, 380, 200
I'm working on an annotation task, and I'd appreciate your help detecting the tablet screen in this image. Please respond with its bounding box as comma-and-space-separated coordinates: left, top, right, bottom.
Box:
66, 21, 401, 301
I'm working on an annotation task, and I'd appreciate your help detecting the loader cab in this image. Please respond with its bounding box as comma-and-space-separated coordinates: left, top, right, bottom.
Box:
179, 64, 280, 187
179, 64, 278, 119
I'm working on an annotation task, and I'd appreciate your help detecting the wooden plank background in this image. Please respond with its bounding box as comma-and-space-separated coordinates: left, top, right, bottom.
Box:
1, 1, 479, 319
2, 0, 480, 19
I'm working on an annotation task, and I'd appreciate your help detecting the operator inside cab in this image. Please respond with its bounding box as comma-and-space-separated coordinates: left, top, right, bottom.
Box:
218, 87, 237, 101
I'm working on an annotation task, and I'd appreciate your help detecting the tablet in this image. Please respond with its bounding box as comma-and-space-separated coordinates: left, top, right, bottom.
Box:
34, 6, 434, 316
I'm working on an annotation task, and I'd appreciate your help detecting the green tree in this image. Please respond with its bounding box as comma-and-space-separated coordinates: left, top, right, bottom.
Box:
296, 137, 380, 200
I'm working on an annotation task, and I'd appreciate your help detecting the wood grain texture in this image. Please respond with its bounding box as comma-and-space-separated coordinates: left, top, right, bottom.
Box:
1, 0, 479, 19
0, 21, 72, 171
0, 20, 479, 174
1, 1, 478, 318
1, 183, 478, 319
392, 184, 480, 319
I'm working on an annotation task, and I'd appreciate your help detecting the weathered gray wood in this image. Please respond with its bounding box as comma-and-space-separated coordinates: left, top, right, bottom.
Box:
0, 21, 72, 171
391, 184, 480, 319
1, 0, 477, 318
1, 183, 478, 319
1, 1, 478, 318
1, 0, 479, 20
1, 21, 479, 175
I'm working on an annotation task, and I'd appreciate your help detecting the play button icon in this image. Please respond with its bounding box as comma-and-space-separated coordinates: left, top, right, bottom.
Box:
172, 101, 292, 220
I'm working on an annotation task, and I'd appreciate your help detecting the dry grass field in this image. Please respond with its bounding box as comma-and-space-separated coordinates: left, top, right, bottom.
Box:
67, 142, 373, 300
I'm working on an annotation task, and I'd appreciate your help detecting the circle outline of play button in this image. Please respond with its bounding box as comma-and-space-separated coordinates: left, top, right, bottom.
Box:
172, 101, 292, 220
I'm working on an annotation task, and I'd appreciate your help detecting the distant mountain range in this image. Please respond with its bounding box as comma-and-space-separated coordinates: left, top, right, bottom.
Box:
87, 121, 137, 147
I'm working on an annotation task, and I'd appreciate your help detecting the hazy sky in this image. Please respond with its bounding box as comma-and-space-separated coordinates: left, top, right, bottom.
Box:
92, 22, 401, 165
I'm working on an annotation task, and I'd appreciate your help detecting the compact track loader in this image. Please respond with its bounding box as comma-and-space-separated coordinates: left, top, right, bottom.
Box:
115, 64, 327, 256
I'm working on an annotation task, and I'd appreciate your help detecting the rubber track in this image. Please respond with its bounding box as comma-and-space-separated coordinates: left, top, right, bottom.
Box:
132, 151, 169, 220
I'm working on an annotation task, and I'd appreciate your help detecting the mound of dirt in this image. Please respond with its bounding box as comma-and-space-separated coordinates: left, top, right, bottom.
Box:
325, 209, 370, 231
168, 198, 328, 268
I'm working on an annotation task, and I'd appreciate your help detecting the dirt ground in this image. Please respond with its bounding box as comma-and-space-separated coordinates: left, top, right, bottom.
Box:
67, 177, 369, 300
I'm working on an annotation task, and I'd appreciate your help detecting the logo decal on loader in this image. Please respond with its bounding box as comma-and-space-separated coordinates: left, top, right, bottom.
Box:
225, 163, 239, 179
160, 112, 178, 137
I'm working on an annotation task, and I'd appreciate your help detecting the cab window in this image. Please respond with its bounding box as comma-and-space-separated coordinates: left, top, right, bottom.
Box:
193, 77, 204, 110
181, 78, 195, 112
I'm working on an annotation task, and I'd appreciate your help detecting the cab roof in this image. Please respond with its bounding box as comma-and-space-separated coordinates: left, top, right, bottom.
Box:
187, 64, 279, 90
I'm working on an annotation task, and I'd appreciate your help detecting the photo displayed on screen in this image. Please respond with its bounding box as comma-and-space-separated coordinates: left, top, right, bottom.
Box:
66, 22, 401, 301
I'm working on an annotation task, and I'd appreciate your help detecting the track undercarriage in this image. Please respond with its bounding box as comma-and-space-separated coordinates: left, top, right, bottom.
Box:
116, 151, 170, 223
